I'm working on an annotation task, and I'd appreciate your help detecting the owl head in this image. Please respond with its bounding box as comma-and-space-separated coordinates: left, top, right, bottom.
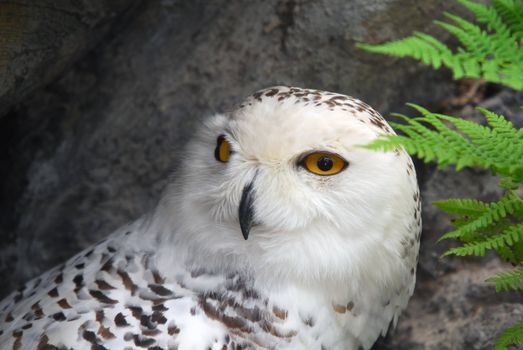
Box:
157, 87, 419, 287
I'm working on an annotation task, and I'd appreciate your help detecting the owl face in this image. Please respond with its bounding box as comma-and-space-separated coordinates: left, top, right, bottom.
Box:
177, 87, 414, 248
159, 86, 420, 285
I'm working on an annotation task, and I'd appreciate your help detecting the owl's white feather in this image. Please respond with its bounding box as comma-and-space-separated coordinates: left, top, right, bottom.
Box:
0, 86, 421, 350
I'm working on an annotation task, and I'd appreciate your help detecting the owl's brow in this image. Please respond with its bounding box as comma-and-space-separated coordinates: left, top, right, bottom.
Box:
222, 127, 237, 142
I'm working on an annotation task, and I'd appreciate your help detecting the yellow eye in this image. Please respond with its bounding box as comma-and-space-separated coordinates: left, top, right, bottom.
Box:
301, 152, 348, 176
215, 135, 231, 162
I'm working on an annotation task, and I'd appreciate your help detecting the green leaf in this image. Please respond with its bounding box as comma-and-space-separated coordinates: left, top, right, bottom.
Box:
494, 318, 523, 350
356, 0, 523, 89
487, 266, 523, 292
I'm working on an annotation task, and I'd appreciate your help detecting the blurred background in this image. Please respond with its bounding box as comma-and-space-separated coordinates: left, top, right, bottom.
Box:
0, 1, 522, 348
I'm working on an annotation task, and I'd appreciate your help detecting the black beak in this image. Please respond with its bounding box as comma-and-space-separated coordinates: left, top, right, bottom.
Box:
239, 182, 255, 240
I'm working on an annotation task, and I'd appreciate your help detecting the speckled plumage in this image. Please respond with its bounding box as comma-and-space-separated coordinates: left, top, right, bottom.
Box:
0, 86, 421, 350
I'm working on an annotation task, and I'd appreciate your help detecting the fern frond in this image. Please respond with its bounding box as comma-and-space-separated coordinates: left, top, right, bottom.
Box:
494, 318, 523, 350
458, 0, 505, 31
438, 191, 523, 241
356, 0, 523, 89
355, 34, 454, 71
366, 106, 523, 181
492, 0, 523, 36
443, 223, 523, 256
433, 198, 489, 216
487, 266, 523, 292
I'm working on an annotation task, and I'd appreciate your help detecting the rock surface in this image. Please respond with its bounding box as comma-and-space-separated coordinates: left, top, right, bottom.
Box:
1, 0, 522, 349
0, 0, 141, 117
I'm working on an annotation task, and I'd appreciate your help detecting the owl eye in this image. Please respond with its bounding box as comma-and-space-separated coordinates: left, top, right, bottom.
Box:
215, 135, 232, 162
300, 152, 348, 176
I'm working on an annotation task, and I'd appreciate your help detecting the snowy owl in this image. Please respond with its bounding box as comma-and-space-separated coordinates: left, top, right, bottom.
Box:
0, 86, 421, 350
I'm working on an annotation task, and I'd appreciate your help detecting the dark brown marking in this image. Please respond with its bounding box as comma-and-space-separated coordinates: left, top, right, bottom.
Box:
54, 273, 63, 284
127, 306, 143, 319
199, 298, 250, 332
114, 312, 130, 327
73, 274, 84, 287
149, 284, 173, 296
31, 302, 44, 318
98, 325, 116, 339
152, 270, 165, 284
52, 312, 66, 321
47, 287, 59, 298
95, 280, 116, 290
152, 304, 168, 312
82, 330, 98, 344
100, 257, 114, 273
96, 310, 105, 323
140, 314, 156, 329
133, 334, 156, 348
13, 332, 22, 350
37, 334, 59, 350
5, 311, 14, 322
272, 306, 288, 320
117, 269, 137, 294
89, 290, 118, 304
264, 88, 279, 97
168, 324, 180, 335
252, 91, 263, 102
151, 311, 167, 324
260, 319, 297, 339
75, 263, 85, 270
347, 301, 354, 312
142, 329, 162, 337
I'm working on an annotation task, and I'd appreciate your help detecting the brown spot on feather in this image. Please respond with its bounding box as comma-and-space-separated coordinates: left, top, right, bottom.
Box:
37, 335, 59, 350
117, 269, 137, 294
149, 284, 173, 296
152, 270, 165, 284
89, 290, 118, 304
332, 303, 346, 314
95, 280, 115, 290
98, 325, 116, 339
168, 324, 180, 335
133, 334, 156, 347
47, 287, 59, 298
347, 301, 354, 312
114, 312, 130, 327
272, 306, 288, 320
31, 302, 44, 318
54, 273, 63, 284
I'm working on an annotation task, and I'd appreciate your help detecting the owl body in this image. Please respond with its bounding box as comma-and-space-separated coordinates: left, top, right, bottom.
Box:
0, 87, 421, 350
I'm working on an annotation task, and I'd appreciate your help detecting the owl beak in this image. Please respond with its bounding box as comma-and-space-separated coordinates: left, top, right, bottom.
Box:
239, 181, 255, 240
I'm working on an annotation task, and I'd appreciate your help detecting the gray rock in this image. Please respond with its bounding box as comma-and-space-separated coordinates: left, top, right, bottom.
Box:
0, 0, 141, 117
